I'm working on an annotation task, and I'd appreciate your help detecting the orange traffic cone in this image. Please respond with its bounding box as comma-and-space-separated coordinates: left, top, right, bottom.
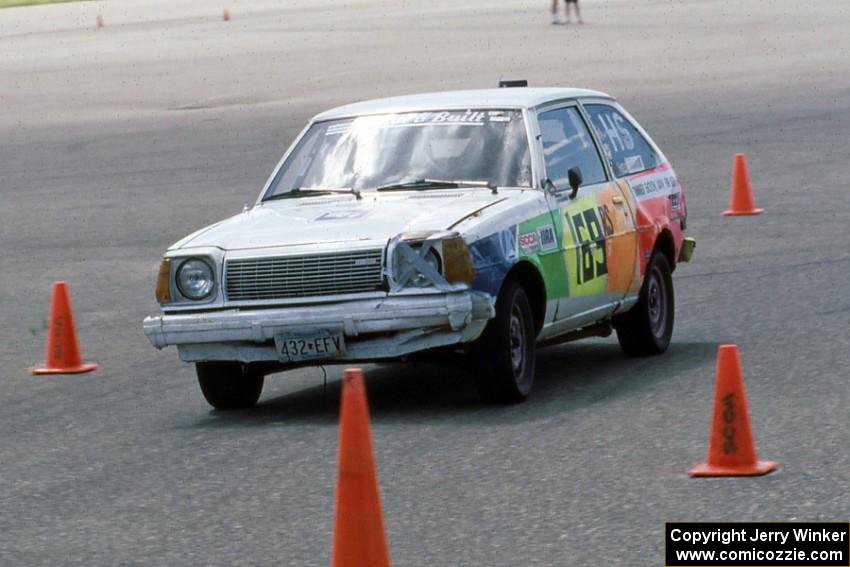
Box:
688, 344, 776, 477
32, 282, 99, 375
722, 153, 763, 215
331, 368, 391, 567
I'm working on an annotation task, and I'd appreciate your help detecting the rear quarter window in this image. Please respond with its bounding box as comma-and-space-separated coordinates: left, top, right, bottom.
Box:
584, 104, 660, 177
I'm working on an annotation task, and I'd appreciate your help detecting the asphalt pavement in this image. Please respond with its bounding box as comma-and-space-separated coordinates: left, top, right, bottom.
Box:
1, 0, 848, 565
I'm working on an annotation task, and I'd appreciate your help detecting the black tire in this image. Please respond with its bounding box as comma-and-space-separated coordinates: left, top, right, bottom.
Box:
473, 280, 536, 403
614, 252, 674, 356
196, 361, 264, 410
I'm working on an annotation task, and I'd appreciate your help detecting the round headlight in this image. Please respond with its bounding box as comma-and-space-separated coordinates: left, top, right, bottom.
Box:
410, 249, 441, 287
176, 258, 215, 300
393, 246, 441, 288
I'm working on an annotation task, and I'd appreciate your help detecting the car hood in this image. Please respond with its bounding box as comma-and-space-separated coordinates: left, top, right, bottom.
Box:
173, 190, 513, 251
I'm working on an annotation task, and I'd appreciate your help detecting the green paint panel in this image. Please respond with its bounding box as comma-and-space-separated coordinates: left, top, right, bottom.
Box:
517, 212, 569, 300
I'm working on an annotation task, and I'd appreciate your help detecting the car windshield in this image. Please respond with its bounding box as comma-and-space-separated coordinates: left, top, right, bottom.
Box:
263, 109, 532, 199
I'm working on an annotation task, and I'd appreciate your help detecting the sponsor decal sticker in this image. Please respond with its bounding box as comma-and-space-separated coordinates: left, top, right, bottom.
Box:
624, 154, 645, 174
537, 225, 557, 251
325, 110, 509, 136
519, 232, 540, 253
326, 121, 354, 136
374, 110, 490, 128
628, 169, 679, 201
387, 110, 489, 126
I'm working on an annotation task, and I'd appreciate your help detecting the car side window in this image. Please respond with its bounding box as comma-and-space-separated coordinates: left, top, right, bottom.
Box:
584, 104, 659, 177
538, 107, 607, 190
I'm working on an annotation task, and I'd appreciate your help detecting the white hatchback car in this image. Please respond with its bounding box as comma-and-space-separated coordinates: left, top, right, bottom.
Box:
144, 85, 694, 409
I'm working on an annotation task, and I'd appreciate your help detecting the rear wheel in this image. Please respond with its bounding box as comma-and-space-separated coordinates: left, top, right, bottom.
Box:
196, 361, 264, 410
473, 281, 536, 403
615, 252, 674, 356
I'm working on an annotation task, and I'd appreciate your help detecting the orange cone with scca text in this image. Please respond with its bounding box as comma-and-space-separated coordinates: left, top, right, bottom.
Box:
688, 344, 776, 477
722, 153, 763, 215
32, 282, 99, 375
331, 368, 391, 567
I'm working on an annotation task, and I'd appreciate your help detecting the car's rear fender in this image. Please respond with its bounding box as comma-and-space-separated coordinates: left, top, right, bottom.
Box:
632, 181, 685, 276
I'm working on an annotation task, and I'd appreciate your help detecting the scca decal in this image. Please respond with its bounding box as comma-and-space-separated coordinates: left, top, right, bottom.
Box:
519, 231, 540, 253
565, 205, 615, 287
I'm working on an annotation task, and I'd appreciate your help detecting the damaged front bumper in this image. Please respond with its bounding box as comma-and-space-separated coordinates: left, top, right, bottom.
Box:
142, 291, 495, 363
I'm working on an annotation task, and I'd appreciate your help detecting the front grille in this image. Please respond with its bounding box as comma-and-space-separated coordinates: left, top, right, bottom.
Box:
225, 249, 384, 301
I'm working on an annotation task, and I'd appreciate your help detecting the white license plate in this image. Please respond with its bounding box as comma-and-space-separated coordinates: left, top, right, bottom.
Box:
274, 331, 346, 363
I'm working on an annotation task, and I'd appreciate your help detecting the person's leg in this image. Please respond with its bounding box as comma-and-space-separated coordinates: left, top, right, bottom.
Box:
574, 0, 583, 24
551, 0, 561, 24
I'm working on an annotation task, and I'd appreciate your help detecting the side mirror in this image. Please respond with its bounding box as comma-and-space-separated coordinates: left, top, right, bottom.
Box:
568, 166, 583, 199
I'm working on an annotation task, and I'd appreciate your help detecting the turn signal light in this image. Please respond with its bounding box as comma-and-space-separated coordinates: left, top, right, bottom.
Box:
442, 236, 476, 284
155, 257, 172, 303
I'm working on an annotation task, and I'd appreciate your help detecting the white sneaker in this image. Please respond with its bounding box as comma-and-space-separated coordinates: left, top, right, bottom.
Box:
551, 15, 562, 25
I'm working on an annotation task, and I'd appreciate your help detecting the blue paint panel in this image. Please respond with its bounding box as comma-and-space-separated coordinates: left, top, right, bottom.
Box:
468, 227, 517, 297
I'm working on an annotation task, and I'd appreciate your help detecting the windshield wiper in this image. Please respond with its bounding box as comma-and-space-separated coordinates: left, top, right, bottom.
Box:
265, 186, 362, 201
376, 178, 497, 194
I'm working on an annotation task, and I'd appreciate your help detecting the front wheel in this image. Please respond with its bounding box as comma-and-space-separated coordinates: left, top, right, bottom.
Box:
473, 281, 536, 403
196, 361, 264, 410
614, 252, 674, 356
